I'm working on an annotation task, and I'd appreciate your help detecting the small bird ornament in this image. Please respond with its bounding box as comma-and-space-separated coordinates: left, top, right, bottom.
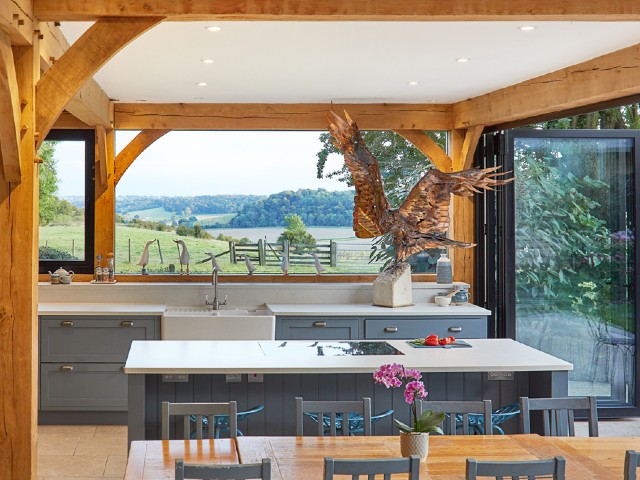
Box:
281, 255, 289, 275
198, 251, 222, 272
244, 255, 257, 275
137, 239, 157, 275
173, 239, 190, 275
313, 254, 325, 275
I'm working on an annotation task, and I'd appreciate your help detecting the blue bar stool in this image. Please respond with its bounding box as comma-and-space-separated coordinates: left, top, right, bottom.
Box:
456, 403, 520, 435
304, 409, 394, 436
190, 405, 264, 438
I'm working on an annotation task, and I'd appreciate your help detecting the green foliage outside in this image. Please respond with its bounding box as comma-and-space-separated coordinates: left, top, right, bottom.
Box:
277, 214, 316, 252
38, 141, 84, 226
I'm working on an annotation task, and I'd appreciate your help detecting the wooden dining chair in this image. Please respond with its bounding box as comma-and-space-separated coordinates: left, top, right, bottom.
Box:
519, 396, 598, 437
466, 457, 565, 479
625, 450, 639, 480
162, 401, 237, 440
417, 400, 492, 435
295, 397, 372, 436
323, 456, 420, 480
175, 458, 271, 480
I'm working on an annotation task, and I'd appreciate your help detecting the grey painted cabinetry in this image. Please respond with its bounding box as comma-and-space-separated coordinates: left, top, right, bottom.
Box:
39, 315, 159, 417
275, 315, 487, 340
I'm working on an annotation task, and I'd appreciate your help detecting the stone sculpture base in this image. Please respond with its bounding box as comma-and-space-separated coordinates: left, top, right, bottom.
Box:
372, 262, 412, 307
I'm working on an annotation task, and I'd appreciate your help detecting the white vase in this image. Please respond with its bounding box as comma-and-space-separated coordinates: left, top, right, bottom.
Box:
399, 431, 429, 462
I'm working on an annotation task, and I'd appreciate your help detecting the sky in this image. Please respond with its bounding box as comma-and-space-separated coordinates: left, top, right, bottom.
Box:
54, 131, 349, 197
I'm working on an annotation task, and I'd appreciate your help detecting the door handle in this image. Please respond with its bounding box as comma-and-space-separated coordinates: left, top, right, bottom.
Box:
384, 327, 398, 333
448, 326, 462, 333
60, 365, 74, 372
120, 321, 134, 327
313, 321, 327, 327
60, 320, 74, 327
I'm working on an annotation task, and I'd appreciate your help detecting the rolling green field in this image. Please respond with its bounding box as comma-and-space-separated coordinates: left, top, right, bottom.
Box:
122, 207, 173, 221
39, 225, 376, 275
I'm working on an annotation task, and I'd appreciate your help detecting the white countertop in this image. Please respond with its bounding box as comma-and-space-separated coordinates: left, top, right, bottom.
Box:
38, 303, 166, 315
124, 339, 572, 374
267, 303, 491, 316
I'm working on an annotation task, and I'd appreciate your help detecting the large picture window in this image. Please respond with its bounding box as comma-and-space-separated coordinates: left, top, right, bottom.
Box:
39, 129, 95, 274
114, 130, 445, 276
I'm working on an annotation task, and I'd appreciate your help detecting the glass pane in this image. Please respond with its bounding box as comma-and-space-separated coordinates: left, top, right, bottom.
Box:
114, 130, 443, 275
39, 140, 86, 262
514, 136, 635, 404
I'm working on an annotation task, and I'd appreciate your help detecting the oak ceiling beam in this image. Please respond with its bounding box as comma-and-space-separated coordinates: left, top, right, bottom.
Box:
394, 129, 452, 172
114, 129, 170, 185
34, 0, 640, 21
454, 42, 640, 129
0, 0, 34, 45
0, 32, 23, 183
36, 17, 163, 148
114, 103, 453, 131
39, 21, 113, 127
453, 125, 484, 171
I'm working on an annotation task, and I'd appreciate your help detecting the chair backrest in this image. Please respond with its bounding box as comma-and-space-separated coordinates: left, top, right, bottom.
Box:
625, 450, 638, 480
175, 458, 270, 480
519, 396, 598, 437
466, 457, 565, 479
417, 400, 493, 435
323, 456, 420, 480
296, 397, 372, 436
162, 401, 238, 440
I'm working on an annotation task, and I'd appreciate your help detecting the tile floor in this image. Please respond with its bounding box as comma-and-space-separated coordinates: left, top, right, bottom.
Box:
37, 425, 128, 480
37, 419, 640, 478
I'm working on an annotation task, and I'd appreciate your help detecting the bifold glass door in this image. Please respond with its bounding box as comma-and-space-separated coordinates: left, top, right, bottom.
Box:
488, 130, 639, 410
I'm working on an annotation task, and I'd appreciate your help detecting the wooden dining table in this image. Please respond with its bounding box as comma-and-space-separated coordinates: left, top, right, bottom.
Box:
124, 435, 640, 479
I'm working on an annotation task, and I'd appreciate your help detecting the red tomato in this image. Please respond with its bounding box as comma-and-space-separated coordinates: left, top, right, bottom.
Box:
426, 334, 438, 340
446, 336, 456, 344
438, 338, 449, 345
425, 337, 440, 346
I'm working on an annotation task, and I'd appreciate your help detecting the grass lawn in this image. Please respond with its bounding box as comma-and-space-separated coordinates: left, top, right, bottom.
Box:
39, 224, 380, 274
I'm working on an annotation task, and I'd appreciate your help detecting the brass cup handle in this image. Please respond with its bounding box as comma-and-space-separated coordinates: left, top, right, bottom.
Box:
60, 365, 74, 372
313, 321, 327, 327
448, 326, 462, 333
60, 320, 74, 327
120, 321, 134, 327
384, 327, 398, 333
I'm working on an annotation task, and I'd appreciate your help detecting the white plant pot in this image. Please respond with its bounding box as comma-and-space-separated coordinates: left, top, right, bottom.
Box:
399, 431, 429, 462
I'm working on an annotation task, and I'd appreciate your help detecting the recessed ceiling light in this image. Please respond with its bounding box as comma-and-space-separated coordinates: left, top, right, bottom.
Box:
205, 26, 221, 32
136, 99, 147, 102
408, 81, 419, 86
196, 82, 207, 87
518, 26, 536, 31
193, 97, 205, 100
201, 59, 214, 64
456, 58, 470, 63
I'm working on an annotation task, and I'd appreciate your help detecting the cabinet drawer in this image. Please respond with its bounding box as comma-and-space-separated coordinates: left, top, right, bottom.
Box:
364, 317, 486, 339
40, 316, 157, 362
276, 317, 359, 340
40, 363, 127, 411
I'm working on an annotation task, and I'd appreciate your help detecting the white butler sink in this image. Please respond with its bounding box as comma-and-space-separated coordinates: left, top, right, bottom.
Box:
162, 306, 275, 340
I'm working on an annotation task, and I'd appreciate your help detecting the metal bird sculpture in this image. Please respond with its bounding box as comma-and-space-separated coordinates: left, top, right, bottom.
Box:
198, 251, 222, 272
313, 254, 325, 275
327, 111, 512, 269
173, 239, 190, 275
137, 239, 157, 275
243, 255, 257, 275
280, 254, 289, 276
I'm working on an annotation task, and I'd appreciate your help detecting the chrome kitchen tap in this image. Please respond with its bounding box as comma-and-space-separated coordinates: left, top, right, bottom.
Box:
205, 266, 227, 310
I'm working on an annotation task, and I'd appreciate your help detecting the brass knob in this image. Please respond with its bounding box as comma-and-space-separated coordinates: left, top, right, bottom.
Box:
313, 321, 327, 327
121, 321, 134, 327
60, 320, 74, 327
60, 365, 74, 372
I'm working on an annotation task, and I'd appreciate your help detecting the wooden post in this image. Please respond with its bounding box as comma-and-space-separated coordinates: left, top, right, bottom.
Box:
258, 238, 266, 266
95, 127, 115, 267
157, 240, 163, 264
0, 35, 39, 480
330, 240, 337, 267
72, 238, 75, 257
229, 241, 236, 263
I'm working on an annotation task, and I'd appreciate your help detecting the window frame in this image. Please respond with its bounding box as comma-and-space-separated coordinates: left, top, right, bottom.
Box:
39, 129, 96, 275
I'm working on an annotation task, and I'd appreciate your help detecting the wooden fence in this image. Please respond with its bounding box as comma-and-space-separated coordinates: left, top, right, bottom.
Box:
229, 239, 337, 267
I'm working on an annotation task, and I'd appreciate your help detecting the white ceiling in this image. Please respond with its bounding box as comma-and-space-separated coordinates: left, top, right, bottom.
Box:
60, 21, 640, 104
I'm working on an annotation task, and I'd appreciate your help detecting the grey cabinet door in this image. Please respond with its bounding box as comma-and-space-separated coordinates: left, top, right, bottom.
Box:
276, 317, 360, 340
364, 316, 487, 339
40, 316, 157, 363
40, 363, 128, 410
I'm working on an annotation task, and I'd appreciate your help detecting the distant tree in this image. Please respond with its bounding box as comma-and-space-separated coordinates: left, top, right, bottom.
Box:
277, 214, 316, 249
38, 141, 59, 225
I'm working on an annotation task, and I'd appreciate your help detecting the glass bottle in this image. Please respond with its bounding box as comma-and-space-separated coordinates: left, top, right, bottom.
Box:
436, 252, 452, 284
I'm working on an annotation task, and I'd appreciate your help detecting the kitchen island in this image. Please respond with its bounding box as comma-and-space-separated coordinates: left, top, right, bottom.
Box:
125, 338, 571, 445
